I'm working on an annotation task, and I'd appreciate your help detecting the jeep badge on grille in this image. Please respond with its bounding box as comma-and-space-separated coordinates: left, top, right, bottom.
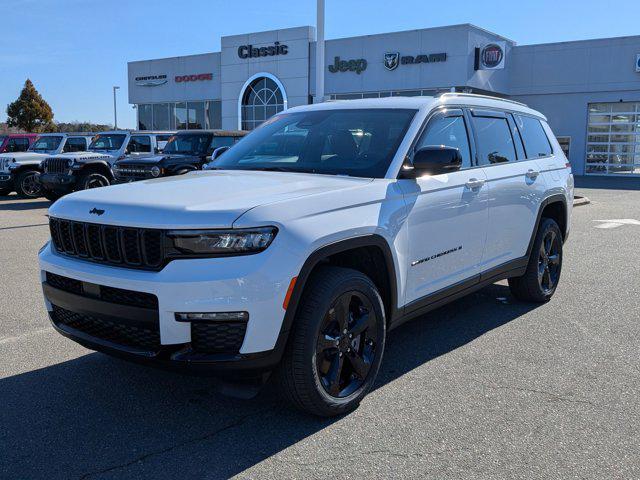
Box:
89, 208, 105, 216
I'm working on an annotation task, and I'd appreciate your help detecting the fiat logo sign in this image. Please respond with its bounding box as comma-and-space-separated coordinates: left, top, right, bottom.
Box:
481, 44, 504, 69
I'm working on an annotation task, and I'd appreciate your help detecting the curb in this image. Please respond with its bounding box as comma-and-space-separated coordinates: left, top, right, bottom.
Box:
573, 196, 590, 207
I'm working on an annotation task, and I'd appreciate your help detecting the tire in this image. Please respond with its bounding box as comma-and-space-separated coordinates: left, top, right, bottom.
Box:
15, 170, 42, 198
174, 169, 191, 176
78, 172, 110, 190
509, 218, 563, 303
43, 190, 63, 202
275, 266, 386, 417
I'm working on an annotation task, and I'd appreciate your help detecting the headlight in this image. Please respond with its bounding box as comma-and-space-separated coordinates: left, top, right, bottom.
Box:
166, 227, 277, 256
150, 166, 161, 177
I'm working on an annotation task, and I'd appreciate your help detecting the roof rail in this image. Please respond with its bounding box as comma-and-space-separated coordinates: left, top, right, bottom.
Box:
437, 92, 528, 107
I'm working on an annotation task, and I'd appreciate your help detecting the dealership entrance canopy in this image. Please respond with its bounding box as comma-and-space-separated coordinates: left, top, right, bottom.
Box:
128, 24, 640, 176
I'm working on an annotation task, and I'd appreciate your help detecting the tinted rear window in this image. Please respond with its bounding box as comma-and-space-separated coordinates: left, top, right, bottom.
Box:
515, 115, 553, 158
472, 116, 517, 165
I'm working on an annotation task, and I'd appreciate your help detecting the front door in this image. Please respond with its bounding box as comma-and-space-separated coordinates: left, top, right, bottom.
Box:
399, 109, 489, 306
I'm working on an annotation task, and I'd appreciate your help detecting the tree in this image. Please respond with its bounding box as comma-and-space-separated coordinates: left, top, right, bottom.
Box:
6, 79, 54, 132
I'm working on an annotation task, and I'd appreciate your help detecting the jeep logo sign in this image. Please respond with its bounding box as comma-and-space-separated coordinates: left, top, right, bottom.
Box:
328, 56, 368, 75
480, 43, 505, 70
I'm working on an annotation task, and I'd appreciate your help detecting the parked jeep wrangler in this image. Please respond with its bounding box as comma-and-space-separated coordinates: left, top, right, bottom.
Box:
39, 131, 173, 201
0, 133, 94, 198
40, 94, 573, 416
113, 130, 245, 183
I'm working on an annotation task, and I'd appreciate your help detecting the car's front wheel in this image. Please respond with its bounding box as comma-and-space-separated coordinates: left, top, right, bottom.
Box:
276, 266, 386, 417
79, 172, 110, 190
509, 217, 563, 302
15, 170, 42, 198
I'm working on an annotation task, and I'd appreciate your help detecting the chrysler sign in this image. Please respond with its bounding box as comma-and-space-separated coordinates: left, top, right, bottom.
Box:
135, 75, 167, 87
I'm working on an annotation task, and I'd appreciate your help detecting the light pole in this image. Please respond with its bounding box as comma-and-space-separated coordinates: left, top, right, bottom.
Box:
315, 0, 325, 104
113, 86, 120, 129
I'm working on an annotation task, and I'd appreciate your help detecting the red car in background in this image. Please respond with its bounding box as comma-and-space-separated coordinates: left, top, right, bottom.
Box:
0, 134, 38, 153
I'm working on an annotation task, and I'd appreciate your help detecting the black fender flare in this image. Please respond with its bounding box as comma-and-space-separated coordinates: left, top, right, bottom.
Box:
79, 160, 114, 180
526, 194, 568, 258
270, 234, 399, 362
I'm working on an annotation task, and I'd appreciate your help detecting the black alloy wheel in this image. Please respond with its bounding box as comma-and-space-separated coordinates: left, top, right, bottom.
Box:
538, 229, 561, 295
17, 170, 42, 198
316, 291, 378, 398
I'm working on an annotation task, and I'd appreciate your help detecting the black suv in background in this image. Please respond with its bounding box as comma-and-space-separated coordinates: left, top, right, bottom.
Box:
113, 130, 247, 183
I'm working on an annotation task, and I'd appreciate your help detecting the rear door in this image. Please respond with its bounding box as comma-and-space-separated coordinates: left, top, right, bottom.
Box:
470, 109, 547, 271
400, 108, 489, 305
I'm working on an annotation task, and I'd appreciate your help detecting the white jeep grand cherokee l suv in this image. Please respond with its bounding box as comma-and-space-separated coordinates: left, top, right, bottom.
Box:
39, 94, 573, 416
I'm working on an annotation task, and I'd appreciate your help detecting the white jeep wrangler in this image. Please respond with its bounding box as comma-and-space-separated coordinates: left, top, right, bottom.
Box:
39, 94, 573, 416
0, 133, 93, 198
39, 130, 172, 201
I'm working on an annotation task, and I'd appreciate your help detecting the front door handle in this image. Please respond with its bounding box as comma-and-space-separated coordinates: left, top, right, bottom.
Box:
465, 178, 485, 189
526, 169, 540, 180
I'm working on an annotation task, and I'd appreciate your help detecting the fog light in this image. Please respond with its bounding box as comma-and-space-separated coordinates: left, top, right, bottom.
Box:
150, 166, 161, 177
175, 312, 249, 322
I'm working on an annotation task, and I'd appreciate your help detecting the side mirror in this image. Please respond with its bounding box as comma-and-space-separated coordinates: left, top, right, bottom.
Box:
211, 146, 230, 161
403, 146, 462, 178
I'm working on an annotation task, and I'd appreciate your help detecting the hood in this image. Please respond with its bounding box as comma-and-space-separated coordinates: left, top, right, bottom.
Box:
0, 151, 48, 164
48, 170, 372, 229
116, 154, 193, 166
59, 152, 114, 162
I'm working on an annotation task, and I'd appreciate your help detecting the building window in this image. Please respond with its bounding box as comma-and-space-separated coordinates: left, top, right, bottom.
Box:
152, 103, 170, 130
206, 101, 221, 129
241, 77, 285, 130
175, 102, 188, 130
586, 102, 640, 175
330, 88, 449, 101
188, 102, 206, 129
556, 136, 571, 159
138, 104, 153, 130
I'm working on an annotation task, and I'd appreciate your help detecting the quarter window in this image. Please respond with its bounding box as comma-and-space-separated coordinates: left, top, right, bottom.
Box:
472, 116, 517, 165
416, 114, 472, 168
127, 136, 152, 153
515, 115, 553, 158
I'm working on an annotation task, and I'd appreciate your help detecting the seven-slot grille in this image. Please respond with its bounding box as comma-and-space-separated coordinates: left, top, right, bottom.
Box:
0, 158, 9, 171
115, 164, 153, 179
49, 217, 164, 270
43, 157, 71, 174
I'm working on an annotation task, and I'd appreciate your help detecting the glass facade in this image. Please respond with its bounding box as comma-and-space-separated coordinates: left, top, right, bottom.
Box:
330, 88, 447, 100
586, 102, 640, 176
136, 101, 222, 131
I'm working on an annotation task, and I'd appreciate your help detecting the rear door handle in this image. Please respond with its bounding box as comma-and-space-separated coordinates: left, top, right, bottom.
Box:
465, 178, 485, 189
526, 169, 540, 180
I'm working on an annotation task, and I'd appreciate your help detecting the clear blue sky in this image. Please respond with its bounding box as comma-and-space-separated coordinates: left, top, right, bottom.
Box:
3, 0, 639, 129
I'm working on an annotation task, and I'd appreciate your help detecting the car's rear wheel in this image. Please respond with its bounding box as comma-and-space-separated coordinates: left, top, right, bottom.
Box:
509, 218, 563, 302
15, 170, 42, 198
276, 266, 386, 417
79, 172, 110, 190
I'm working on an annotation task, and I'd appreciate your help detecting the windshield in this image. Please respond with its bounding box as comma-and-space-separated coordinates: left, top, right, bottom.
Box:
30, 136, 63, 151
212, 109, 416, 178
163, 134, 213, 155
89, 134, 126, 151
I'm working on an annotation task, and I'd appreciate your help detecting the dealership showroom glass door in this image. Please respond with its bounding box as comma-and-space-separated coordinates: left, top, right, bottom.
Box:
586, 102, 640, 175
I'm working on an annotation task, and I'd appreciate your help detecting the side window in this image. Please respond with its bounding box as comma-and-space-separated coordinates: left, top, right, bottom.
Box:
210, 136, 236, 149
127, 136, 152, 153
515, 115, 553, 158
155, 135, 171, 151
63, 137, 87, 153
415, 114, 472, 168
6, 138, 30, 152
472, 116, 517, 165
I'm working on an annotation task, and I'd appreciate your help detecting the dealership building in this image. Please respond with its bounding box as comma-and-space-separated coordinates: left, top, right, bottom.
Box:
128, 24, 640, 176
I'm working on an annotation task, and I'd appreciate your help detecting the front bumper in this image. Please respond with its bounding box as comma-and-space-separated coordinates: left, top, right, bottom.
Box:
39, 173, 76, 191
39, 241, 302, 371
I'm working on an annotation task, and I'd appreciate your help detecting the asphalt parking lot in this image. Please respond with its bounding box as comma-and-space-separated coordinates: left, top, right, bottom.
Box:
1, 183, 639, 480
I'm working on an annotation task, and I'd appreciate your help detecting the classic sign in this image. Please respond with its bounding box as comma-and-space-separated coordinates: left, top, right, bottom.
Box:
238, 42, 288, 59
